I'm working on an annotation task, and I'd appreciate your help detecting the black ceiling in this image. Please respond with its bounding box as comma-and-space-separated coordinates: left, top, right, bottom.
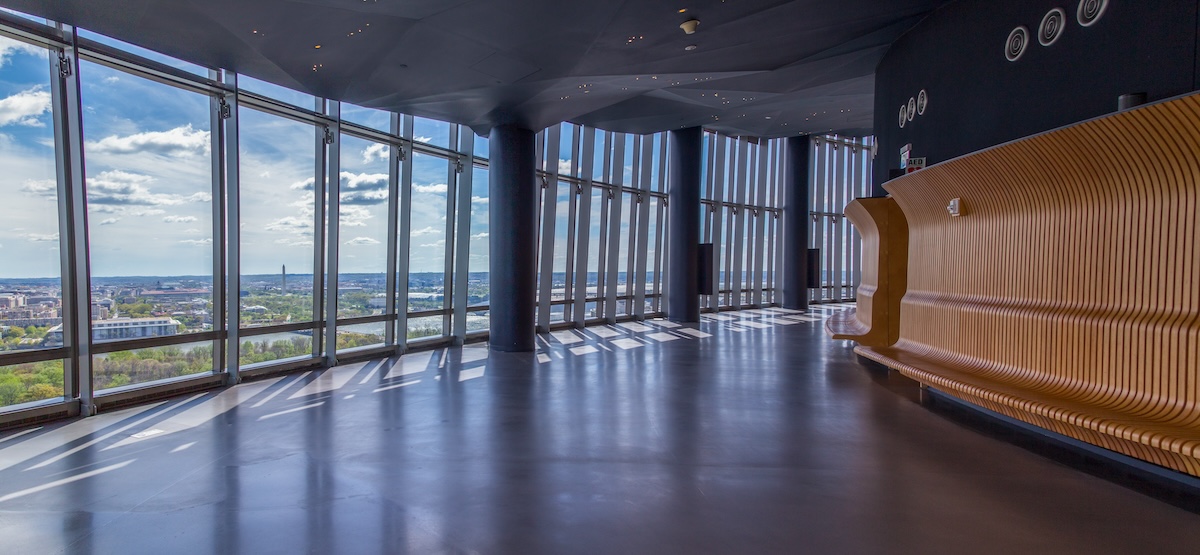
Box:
4, 0, 952, 138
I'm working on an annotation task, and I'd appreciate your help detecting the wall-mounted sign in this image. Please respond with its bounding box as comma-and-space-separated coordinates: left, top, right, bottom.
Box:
906, 157, 927, 173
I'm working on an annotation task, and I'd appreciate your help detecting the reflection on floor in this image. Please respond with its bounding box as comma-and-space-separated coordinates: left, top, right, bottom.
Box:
1, 303, 1197, 554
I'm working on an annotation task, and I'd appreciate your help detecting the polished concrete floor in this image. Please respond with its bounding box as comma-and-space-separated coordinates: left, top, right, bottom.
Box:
1, 305, 1197, 554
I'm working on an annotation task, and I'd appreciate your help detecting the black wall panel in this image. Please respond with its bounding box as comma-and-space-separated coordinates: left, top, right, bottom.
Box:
873, 0, 1200, 192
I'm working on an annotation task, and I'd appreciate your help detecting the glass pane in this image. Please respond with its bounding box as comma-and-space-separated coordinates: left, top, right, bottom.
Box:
80, 60, 214, 341
473, 132, 489, 160
408, 152, 448, 315
238, 107, 318, 328
413, 116, 450, 149
0, 40, 63, 363
342, 103, 391, 133
468, 166, 489, 310
78, 29, 208, 76
552, 181, 571, 321
465, 310, 488, 333
336, 322, 385, 352
239, 331, 313, 367
586, 188, 603, 310
94, 341, 214, 391
337, 135, 390, 319
239, 75, 315, 110
0, 360, 64, 407
406, 316, 442, 341
557, 123, 575, 176
592, 129, 606, 182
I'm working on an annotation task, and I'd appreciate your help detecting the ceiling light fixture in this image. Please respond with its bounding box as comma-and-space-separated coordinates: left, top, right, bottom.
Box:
680, 19, 700, 34
685, 45, 697, 51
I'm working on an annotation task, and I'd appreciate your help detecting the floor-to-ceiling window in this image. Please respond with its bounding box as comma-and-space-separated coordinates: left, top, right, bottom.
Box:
0, 11, 873, 424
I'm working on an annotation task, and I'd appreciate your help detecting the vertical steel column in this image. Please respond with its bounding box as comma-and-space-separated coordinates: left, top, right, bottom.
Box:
451, 132, 474, 341
51, 26, 92, 414
653, 134, 668, 314
594, 132, 611, 319
835, 141, 844, 301
633, 135, 653, 320
707, 134, 727, 312
488, 125, 537, 352
811, 138, 826, 303
752, 140, 769, 307
572, 128, 596, 325
562, 125, 581, 322
311, 99, 328, 358
773, 139, 785, 302
323, 101, 341, 366
383, 116, 402, 347
395, 115, 415, 347
441, 125, 460, 335
217, 71, 240, 384
729, 138, 748, 309
536, 125, 561, 332
782, 135, 812, 310
603, 134, 625, 323
666, 127, 701, 322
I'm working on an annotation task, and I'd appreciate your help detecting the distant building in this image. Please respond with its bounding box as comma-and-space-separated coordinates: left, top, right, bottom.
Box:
0, 294, 26, 309
43, 316, 181, 347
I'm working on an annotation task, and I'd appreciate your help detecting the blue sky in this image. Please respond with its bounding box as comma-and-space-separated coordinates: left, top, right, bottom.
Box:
0, 31, 488, 279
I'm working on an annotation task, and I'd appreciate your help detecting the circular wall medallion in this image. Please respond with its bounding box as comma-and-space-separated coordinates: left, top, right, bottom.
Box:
1039, 8, 1066, 46
916, 90, 928, 115
1005, 26, 1029, 61
899, 104, 907, 128
1077, 0, 1108, 27
907, 97, 916, 121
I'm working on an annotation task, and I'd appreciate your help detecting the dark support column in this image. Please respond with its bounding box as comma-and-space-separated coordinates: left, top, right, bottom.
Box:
667, 127, 702, 322
488, 125, 538, 352
783, 135, 812, 311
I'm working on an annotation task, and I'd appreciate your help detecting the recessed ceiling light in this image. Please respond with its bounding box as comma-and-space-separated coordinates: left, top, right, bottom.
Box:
679, 8, 688, 13
685, 45, 697, 51
314, 45, 322, 49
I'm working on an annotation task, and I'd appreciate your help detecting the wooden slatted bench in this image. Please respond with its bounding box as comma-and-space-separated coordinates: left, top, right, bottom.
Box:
825, 197, 908, 347
856, 93, 1200, 477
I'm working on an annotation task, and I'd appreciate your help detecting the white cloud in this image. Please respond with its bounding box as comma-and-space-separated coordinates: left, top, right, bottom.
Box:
344, 236, 380, 246
259, 170, 271, 178
23, 232, 58, 242
362, 143, 389, 163
411, 225, 440, 236
290, 171, 389, 205
557, 159, 572, 174
87, 124, 210, 157
264, 215, 313, 235
103, 75, 120, 84
413, 183, 447, 194
419, 239, 446, 248
415, 136, 433, 143
163, 215, 197, 223
470, 232, 489, 240
84, 170, 184, 206
20, 179, 55, 196
179, 238, 213, 246
340, 205, 372, 226
183, 228, 204, 235
471, 196, 489, 205
0, 88, 51, 127
0, 36, 41, 67
99, 217, 121, 226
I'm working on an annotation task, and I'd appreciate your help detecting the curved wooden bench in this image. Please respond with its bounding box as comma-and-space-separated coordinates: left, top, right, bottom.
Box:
825, 197, 908, 347
857, 93, 1200, 477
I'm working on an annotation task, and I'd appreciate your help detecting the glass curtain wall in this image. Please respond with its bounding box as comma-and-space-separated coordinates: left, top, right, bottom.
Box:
701, 132, 782, 311
809, 134, 874, 303
532, 123, 669, 331
0, 13, 871, 419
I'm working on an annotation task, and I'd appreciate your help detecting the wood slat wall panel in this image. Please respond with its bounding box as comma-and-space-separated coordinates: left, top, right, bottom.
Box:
857, 93, 1200, 476
826, 197, 908, 346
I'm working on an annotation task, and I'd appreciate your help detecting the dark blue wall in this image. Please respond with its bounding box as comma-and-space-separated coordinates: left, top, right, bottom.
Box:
873, 0, 1200, 192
